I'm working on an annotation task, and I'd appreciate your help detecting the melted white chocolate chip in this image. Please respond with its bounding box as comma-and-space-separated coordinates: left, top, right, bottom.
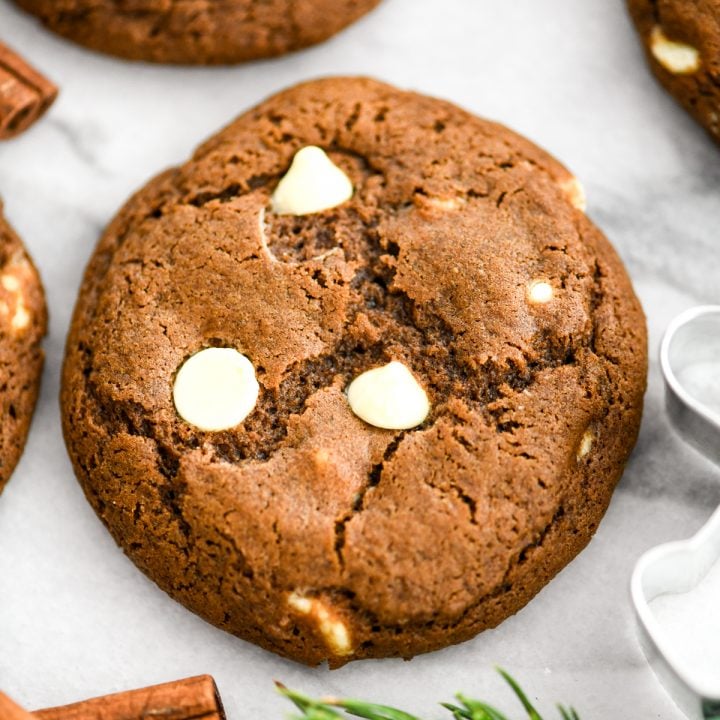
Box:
0, 257, 33, 332
11, 304, 30, 331
287, 592, 353, 656
650, 26, 701, 75
560, 176, 587, 212
347, 361, 430, 430
287, 593, 313, 614
173, 348, 259, 431
527, 280, 554, 304
313, 448, 331, 468
2, 275, 20, 292
271, 146, 353, 216
426, 196, 466, 211
577, 429, 594, 459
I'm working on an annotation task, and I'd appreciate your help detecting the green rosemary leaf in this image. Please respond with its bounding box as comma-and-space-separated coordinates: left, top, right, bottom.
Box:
441, 702, 473, 717
439, 703, 466, 714
559, 707, 580, 720
275, 682, 346, 720
334, 698, 422, 720
495, 669, 543, 720
455, 693, 510, 720
441, 701, 479, 720
303, 709, 348, 720
277, 667, 580, 720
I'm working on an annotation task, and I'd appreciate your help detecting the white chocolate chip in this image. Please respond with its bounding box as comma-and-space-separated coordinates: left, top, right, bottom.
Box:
313, 448, 331, 467
173, 348, 259, 431
2, 275, 20, 292
347, 361, 430, 430
287, 593, 353, 656
11, 305, 30, 331
528, 280, 553, 304
271, 146, 353, 216
320, 614, 352, 656
0, 259, 32, 333
560, 177, 587, 212
287, 592, 313, 615
577, 429, 594, 459
650, 26, 700, 75
426, 196, 466, 211
257, 207, 278, 264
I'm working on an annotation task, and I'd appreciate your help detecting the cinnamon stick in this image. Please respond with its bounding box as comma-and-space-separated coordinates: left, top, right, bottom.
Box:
17, 675, 226, 720
0, 42, 57, 140
0, 692, 36, 720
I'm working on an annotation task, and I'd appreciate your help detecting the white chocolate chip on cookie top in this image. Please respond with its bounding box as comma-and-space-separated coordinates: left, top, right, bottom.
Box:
0, 255, 34, 333
173, 347, 259, 431
650, 26, 701, 75
287, 592, 353, 657
271, 146, 354, 216
347, 360, 430, 430
560, 176, 587, 212
527, 280, 554, 304
577, 428, 594, 459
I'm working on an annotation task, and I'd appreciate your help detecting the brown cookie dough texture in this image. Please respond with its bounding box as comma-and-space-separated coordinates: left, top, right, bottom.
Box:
628, 0, 720, 143
0, 203, 46, 495
61, 78, 647, 666
12, 0, 382, 64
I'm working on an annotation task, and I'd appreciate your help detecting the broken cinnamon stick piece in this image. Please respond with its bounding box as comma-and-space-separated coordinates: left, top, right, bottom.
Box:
33, 675, 226, 720
0, 692, 36, 720
0, 42, 58, 140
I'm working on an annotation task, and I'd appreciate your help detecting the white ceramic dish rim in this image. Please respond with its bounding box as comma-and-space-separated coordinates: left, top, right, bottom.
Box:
660, 306, 720, 430
631, 505, 720, 702
631, 305, 720, 709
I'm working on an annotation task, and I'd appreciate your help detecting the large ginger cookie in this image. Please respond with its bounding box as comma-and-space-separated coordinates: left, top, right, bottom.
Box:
61, 77, 647, 666
13, 0, 382, 65
628, 0, 720, 144
0, 203, 46, 495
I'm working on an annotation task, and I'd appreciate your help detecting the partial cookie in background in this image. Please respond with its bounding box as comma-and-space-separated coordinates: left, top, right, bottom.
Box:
61, 77, 647, 667
0, 203, 46, 495
628, 0, 720, 144
12, 0, 383, 65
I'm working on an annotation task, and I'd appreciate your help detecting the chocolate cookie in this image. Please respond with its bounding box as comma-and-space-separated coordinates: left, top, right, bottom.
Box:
0, 202, 46, 495
13, 0, 382, 65
628, 0, 720, 143
61, 77, 647, 666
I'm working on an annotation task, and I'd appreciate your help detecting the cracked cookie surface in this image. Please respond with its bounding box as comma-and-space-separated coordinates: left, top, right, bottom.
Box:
61, 77, 647, 666
628, 0, 720, 143
12, 0, 382, 64
0, 203, 46, 496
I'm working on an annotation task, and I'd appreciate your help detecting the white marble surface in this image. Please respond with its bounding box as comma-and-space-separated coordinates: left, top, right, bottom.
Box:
0, 0, 719, 717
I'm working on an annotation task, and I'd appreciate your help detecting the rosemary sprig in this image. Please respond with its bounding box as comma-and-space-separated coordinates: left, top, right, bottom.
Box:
277, 668, 580, 720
